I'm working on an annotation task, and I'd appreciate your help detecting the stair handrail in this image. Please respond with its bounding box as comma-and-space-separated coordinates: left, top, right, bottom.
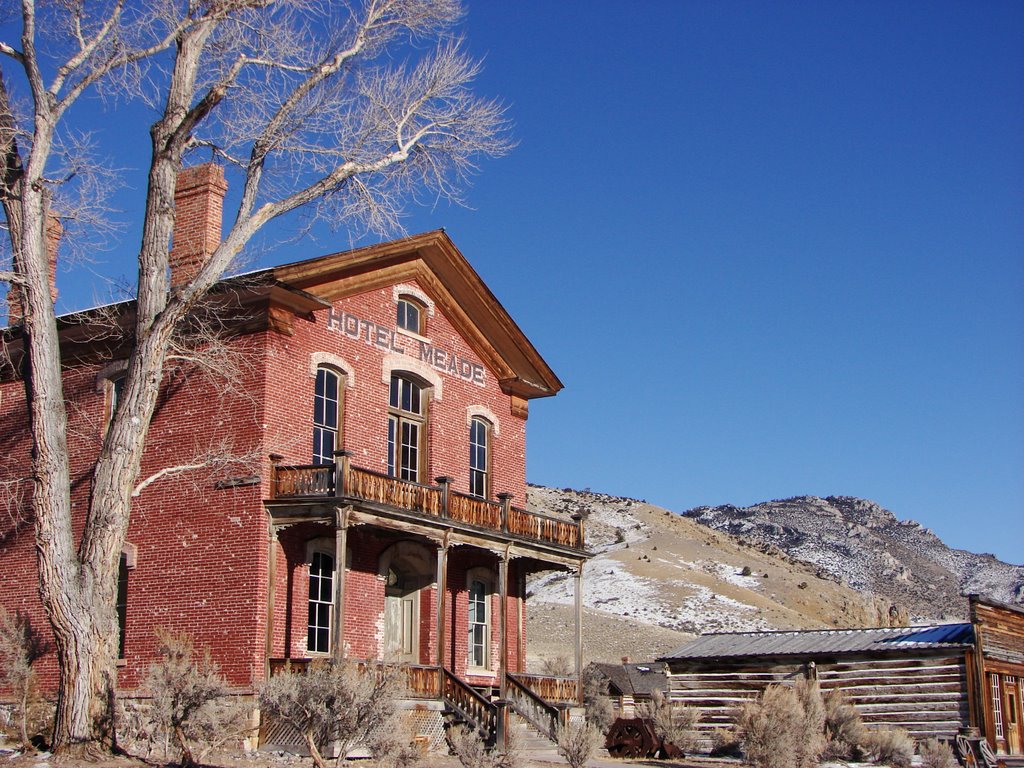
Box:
505, 672, 565, 743
442, 668, 498, 745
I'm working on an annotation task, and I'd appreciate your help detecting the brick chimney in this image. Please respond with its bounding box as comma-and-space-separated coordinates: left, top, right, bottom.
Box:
7, 214, 61, 324
169, 163, 227, 288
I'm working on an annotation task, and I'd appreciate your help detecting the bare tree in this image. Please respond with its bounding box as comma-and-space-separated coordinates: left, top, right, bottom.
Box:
0, 0, 508, 758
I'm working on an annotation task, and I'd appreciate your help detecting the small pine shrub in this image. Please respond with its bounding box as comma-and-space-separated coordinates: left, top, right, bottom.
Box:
919, 737, 958, 768
864, 727, 915, 768
741, 566, 753, 577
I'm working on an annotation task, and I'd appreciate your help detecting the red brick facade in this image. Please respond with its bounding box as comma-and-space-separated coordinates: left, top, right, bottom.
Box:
0, 178, 577, 704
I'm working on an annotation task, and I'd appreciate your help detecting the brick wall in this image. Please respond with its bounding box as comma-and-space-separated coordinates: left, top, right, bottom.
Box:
0, 269, 537, 700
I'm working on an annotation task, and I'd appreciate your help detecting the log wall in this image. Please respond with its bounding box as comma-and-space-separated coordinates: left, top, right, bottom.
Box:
667, 653, 970, 742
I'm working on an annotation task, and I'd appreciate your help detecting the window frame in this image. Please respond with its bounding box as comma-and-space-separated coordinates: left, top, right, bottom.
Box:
313, 365, 344, 465
387, 373, 428, 483
306, 543, 335, 656
468, 416, 491, 499
396, 295, 426, 336
466, 568, 493, 672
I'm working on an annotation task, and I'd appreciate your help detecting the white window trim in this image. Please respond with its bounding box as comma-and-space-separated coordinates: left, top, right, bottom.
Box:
465, 566, 495, 674
466, 405, 500, 437
306, 537, 336, 657
392, 284, 435, 317
309, 352, 354, 388
382, 354, 442, 401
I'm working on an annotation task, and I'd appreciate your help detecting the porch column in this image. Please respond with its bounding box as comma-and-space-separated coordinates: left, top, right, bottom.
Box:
264, 521, 278, 679
574, 560, 584, 703
332, 507, 350, 661
435, 535, 450, 697
498, 549, 509, 697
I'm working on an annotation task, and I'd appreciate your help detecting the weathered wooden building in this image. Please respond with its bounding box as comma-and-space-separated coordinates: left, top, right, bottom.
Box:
660, 596, 1024, 758
587, 661, 669, 718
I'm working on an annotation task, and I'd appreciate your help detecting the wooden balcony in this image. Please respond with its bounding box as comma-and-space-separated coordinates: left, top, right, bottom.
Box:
269, 455, 584, 552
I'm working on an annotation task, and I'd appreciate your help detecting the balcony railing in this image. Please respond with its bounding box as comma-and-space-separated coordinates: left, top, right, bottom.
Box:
270, 454, 583, 551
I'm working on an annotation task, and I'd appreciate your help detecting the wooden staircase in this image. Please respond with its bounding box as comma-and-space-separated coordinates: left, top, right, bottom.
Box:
440, 669, 572, 750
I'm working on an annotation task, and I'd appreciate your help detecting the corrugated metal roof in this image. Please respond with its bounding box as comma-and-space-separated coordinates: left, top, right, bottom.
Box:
660, 623, 973, 661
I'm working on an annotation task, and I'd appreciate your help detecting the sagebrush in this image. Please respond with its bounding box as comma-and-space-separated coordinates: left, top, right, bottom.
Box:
918, 737, 957, 768
556, 719, 604, 768
863, 727, 914, 768
0, 608, 47, 750
259, 660, 411, 768
143, 629, 251, 768
822, 688, 867, 760
638, 689, 701, 754
737, 680, 825, 768
447, 723, 518, 768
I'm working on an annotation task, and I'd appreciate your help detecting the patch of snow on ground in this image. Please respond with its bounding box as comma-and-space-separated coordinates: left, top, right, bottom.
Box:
530, 553, 770, 634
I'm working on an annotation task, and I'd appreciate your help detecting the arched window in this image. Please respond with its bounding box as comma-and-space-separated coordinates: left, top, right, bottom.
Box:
388, 374, 427, 482
469, 416, 491, 499
307, 548, 335, 654
396, 295, 425, 335
313, 367, 343, 464
467, 573, 491, 670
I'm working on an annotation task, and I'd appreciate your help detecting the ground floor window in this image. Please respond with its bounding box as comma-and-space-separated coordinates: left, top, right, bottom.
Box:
308, 550, 334, 654
992, 674, 1004, 740
468, 577, 489, 669
116, 553, 128, 658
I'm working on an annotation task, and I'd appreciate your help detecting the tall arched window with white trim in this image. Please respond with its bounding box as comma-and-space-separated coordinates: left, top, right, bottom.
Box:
313, 367, 342, 464
469, 416, 491, 499
388, 374, 427, 482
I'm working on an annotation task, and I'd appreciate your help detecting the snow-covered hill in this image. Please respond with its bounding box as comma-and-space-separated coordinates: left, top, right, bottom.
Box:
685, 495, 1023, 621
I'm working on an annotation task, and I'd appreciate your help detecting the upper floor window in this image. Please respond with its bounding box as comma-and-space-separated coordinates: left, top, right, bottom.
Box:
469, 417, 491, 499
388, 374, 427, 482
108, 374, 126, 428
313, 367, 342, 464
396, 296, 425, 335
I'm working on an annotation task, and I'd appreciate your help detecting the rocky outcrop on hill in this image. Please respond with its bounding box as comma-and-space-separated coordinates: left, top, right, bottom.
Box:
684, 495, 1024, 621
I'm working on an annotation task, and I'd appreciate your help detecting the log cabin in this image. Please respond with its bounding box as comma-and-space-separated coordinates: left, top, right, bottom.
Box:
660, 595, 1024, 760
0, 163, 589, 749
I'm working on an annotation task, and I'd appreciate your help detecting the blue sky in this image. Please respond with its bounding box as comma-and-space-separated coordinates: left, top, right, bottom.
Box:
29, 1, 1024, 562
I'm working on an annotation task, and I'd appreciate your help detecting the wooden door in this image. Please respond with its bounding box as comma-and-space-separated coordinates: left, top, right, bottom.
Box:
384, 566, 419, 663
1004, 676, 1022, 754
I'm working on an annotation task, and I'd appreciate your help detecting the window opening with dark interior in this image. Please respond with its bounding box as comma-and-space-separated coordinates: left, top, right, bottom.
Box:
313, 367, 341, 464
469, 416, 490, 498
388, 374, 426, 482
396, 296, 424, 335
307, 550, 334, 654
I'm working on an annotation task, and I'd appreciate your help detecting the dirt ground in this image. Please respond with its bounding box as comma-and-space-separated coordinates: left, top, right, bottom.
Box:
0, 745, 741, 768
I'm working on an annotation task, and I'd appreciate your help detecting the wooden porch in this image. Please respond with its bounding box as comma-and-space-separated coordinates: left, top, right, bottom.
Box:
264, 659, 579, 747
268, 451, 584, 553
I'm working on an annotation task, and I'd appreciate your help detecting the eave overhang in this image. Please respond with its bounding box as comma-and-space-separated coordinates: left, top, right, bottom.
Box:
272, 230, 563, 400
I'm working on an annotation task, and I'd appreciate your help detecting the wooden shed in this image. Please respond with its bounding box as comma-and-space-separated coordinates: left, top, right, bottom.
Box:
587, 661, 669, 718
660, 595, 1024, 758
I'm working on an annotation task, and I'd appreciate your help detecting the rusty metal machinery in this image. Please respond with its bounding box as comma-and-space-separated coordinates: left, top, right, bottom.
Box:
604, 718, 683, 759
